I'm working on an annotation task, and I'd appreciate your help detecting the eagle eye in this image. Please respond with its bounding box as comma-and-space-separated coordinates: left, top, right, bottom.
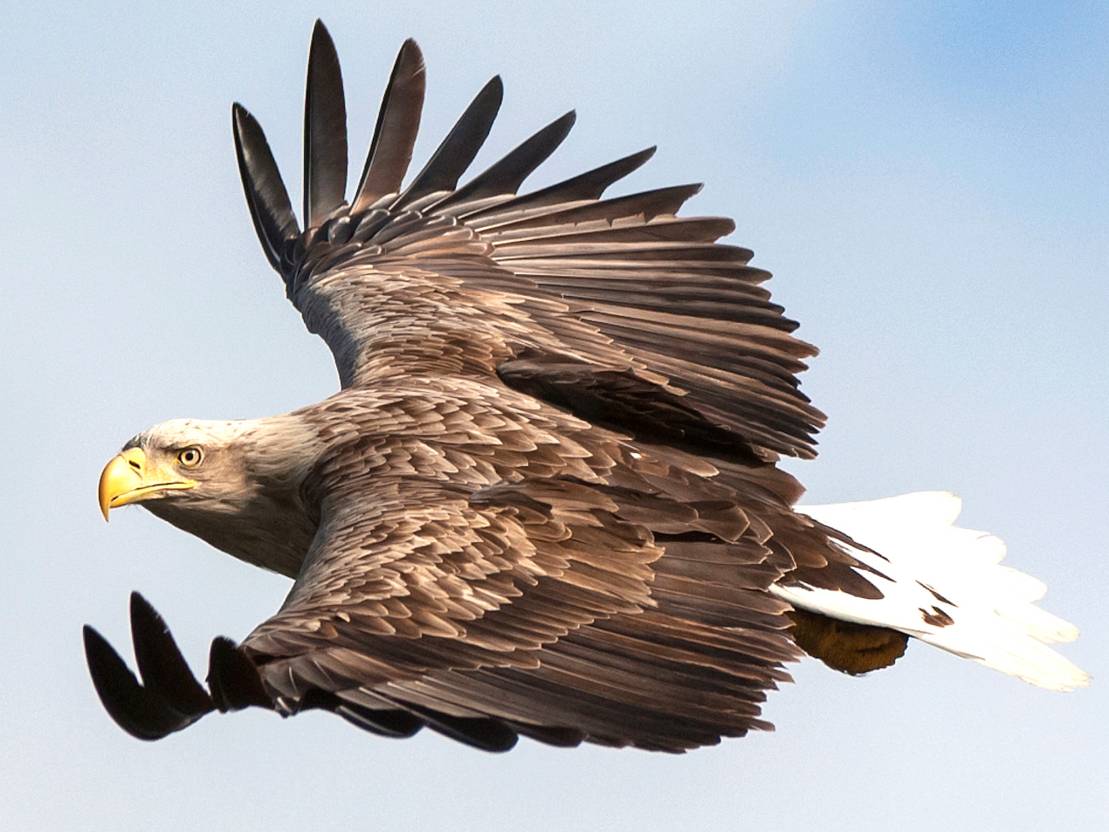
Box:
176, 447, 203, 468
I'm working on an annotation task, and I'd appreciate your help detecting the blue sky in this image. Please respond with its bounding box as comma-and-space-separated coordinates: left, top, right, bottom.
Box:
2, 2, 1106, 830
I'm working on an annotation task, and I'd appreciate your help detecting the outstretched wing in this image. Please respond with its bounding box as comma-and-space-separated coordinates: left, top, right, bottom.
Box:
238, 448, 801, 752
233, 22, 824, 461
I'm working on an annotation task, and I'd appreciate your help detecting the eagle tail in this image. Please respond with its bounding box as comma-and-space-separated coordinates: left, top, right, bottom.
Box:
773, 491, 1088, 691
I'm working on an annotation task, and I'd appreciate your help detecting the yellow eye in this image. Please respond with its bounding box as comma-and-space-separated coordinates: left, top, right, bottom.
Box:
177, 447, 203, 468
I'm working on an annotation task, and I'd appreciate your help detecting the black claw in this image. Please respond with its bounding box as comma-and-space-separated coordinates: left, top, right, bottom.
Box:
207, 637, 272, 713
129, 593, 213, 718
82, 625, 194, 741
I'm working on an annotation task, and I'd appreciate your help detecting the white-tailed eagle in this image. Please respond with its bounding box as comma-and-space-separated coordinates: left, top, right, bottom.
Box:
87, 21, 1087, 753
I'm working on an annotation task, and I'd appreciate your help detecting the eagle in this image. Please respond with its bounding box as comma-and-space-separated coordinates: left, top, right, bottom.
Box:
88, 20, 1087, 753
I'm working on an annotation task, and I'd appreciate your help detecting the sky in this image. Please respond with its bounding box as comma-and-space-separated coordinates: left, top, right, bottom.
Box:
1, 1, 1106, 829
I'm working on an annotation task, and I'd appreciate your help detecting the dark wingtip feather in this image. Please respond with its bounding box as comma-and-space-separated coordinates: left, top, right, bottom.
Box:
129, 593, 212, 718
436, 109, 578, 211
463, 145, 659, 221
82, 625, 190, 741
208, 637, 271, 713
487, 75, 505, 101
421, 711, 520, 752
397, 75, 504, 206
304, 19, 348, 227
336, 704, 426, 739
515, 723, 587, 748
556, 144, 659, 202
232, 102, 300, 273
352, 38, 427, 212
581, 145, 660, 199
486, 182, 705, 233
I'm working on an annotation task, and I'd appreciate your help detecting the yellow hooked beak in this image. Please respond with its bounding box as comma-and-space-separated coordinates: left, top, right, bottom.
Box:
98, 447, 197, 521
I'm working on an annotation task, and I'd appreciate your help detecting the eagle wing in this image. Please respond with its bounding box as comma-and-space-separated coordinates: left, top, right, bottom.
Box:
239, 436, 801, 752
234, 23, 823, 462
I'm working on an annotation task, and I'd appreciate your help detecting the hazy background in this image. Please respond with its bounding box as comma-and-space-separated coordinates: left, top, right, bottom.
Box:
2, 2, 1106, 829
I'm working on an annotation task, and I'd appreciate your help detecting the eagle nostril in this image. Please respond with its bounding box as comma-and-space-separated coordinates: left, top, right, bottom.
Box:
128, 460, 142, 472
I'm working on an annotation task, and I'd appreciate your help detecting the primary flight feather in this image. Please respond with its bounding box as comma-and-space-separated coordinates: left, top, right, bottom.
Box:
87, 20, 1087, 754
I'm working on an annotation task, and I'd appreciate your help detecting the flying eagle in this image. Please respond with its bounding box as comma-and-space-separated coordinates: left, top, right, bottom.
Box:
88, 21, 1087, 753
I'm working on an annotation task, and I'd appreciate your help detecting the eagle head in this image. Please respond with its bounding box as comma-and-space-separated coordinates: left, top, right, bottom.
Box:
98, 416, 320, 575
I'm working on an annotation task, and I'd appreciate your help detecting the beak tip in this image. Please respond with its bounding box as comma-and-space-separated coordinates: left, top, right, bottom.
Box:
99, 448, 142, 522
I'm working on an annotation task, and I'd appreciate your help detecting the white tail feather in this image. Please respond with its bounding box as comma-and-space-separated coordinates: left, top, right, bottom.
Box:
772, 492, 1088, 691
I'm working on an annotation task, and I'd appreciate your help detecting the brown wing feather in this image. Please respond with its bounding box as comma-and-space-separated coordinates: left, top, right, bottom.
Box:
236, 382, 804, 751
236, 37, 823, 460
303, 21, 348, 228
351, 39, 426, 212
